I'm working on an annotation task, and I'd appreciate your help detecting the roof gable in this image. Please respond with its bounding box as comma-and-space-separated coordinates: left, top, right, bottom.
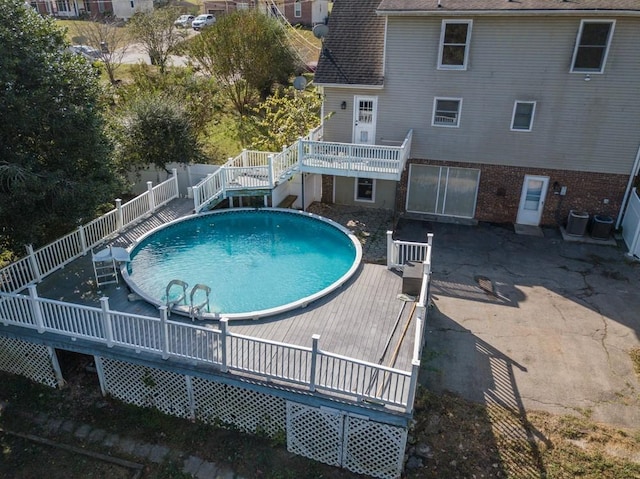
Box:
314, 0, 385, 86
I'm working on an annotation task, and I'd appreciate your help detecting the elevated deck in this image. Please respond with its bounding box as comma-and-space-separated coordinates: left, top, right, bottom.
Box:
2, 199, 422, 414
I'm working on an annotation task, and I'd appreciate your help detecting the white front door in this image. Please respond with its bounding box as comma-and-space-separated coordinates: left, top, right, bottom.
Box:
353, 96, 377, 145
516, 175, 549, 226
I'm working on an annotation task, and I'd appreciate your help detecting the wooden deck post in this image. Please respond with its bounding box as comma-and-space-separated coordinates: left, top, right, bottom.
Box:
405, 359, 421, 414
27, 285, 45, 333
192, 185, 201, 212
386, 231, 394, 269
78, 225, 87, 255
100, 297, 114, 348
47, 346, 65, 388
297, 137, 304, 170
159, 306, 169, 360
267, 155, 274, 188
115, 199, 123, 232
172, 168, 179, 199
220, 318, 229, 372
309, 334, 320, 392
25, 244, 42, 283
147, 181, 156, 213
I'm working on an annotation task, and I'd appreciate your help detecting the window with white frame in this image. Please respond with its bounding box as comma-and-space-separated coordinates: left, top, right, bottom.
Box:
438, 20, 472, 70
511, 101, 536, 131
571, 20, 615, 73
294, 0, 302, 18
432, 98, 462, 127
355, 178, 375, 202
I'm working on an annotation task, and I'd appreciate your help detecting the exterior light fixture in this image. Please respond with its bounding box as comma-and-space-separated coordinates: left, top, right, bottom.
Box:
341, 101, 347, 110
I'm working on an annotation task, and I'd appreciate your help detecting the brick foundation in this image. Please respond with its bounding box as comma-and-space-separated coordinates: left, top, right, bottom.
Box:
396, 159, 628, 227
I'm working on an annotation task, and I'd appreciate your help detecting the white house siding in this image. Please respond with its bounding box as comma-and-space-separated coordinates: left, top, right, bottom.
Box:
377, 15, 640, 176
334, 177, 396, 209
312, 0, 329, 25
322, 88, 397, 144
112, 0, 152, 20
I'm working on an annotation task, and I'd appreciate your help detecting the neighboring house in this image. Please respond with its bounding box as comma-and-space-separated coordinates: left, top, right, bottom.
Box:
314, 0, 640, 229
207, 0, 330, 26
111, 0, 152, 19
32, 0, 152, 19
273, 0, 329, 26
203, 0, 256, 17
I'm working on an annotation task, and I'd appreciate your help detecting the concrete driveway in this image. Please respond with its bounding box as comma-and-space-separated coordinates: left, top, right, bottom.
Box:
402, 220, 640, 430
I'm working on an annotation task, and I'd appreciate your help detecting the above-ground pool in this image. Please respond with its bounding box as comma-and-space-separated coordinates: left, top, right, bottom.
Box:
123, 208, 362, 320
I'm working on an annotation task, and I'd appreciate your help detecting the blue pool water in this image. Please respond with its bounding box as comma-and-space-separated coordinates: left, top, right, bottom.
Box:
124, 209, 361, 319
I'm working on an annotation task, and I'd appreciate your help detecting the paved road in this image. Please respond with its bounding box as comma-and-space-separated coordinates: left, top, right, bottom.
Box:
407, 220, 640, 430
118, 42, 189, 67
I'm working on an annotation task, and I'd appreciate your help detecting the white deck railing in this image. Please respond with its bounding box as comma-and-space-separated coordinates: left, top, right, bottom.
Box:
0, 170, 180, 293
0, 286, 418, 411
191, 125, 414, 213
386, 231, 433, 270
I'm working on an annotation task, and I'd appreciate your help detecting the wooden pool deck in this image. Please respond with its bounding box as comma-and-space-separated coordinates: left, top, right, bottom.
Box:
34, 199, 418, 374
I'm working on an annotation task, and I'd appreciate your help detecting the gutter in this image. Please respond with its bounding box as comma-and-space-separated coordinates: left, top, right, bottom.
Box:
616, 145, 640, 230
376, 10, 640, 17
314, 82, 384, 90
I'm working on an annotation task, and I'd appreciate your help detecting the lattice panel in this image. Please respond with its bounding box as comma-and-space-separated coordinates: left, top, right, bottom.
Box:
100, 358, 191, 418
343, 416, 407, 479
286, 402, 343, 467
192, 377, 286, 437
0, 337, 58, 388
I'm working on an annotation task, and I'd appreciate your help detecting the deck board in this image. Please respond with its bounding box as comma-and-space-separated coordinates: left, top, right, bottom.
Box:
31, 199, 419, 407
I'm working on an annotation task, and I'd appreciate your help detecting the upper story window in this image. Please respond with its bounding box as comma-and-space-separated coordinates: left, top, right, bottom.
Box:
571, 20, 615, 73
432, 97, 462, 127
294, 0, 302, 18
438, 20, 472, 70
511, 101, 536, 132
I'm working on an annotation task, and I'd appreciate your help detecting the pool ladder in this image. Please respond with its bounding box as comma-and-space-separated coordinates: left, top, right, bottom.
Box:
165, 280, 211, 321
189, 284, 211, 321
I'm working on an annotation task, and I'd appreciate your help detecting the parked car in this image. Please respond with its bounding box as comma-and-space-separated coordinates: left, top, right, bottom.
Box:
68, 45, 101, 60
174, 14, 195, 28
192, 14, 215, 31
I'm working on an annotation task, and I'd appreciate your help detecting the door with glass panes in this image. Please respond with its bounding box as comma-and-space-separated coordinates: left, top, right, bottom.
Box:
406, 165, 480, 218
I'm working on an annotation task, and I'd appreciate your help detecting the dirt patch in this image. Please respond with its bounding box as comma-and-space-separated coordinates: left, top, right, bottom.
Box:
406, 388, 640, 479
0, 432, 135, 479
2, 368, 640, 479
631, 348, 640, 377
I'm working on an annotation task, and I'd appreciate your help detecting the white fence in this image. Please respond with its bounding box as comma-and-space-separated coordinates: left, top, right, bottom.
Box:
386, 231, 433, 270
622, 188, 640, 258
0, 171, 180, 294
0, 287, 418, 411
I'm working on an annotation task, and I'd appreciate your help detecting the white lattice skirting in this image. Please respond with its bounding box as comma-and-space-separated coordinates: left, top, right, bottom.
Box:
287, 402, 407, 479
97, 357, 406, 479
0, 337, 59, 388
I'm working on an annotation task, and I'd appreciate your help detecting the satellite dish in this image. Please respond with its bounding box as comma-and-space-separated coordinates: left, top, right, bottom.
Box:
293, 76, 308, 91
312, 24, 329, 40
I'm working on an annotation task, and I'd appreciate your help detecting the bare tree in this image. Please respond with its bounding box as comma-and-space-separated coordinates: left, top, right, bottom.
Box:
128, 7, 187, 74
73, 19, 130, 84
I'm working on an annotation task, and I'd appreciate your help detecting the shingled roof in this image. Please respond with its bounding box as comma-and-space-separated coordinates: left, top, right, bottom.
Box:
377, 0, 640, 14
314, 0, 385, 86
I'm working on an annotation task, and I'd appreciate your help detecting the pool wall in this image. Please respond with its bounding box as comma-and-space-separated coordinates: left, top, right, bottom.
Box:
122, 208, 363, 321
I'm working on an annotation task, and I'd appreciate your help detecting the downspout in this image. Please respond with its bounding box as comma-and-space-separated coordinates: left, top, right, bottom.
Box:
615, 145, 640, 230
